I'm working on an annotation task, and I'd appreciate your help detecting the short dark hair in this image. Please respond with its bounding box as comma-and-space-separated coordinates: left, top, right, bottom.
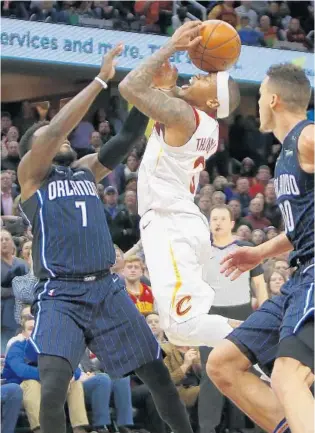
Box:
19, 121, 50, 158
1, 111, 11, 119
266, 63, 311, 112
210, 204, 234, 221
228, 77, 241, 114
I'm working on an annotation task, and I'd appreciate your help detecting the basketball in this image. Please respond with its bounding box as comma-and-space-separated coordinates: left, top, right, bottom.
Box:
188, 20, 241, 72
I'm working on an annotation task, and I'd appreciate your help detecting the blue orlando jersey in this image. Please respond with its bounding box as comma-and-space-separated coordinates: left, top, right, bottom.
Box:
21, 165, 115, 280
274, 119, 314, 267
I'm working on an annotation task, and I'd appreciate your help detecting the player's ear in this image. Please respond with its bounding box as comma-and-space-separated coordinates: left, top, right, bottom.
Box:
206, 98, 220, 110
270, 93, 279, 110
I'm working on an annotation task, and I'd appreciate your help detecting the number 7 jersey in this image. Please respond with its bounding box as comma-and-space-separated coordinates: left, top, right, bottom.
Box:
138, 107, 219, 217
20, 165, 115, 280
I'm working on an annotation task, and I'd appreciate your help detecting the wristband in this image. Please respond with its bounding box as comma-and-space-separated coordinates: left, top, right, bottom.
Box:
95, 76, 108, 89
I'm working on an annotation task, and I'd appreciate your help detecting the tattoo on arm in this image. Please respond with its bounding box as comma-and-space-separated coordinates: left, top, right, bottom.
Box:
119, 43, 195, 130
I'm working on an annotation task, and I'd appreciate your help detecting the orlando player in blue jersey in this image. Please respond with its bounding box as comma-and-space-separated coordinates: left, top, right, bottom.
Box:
17, 44, 195, 433
207, 64, 314, 433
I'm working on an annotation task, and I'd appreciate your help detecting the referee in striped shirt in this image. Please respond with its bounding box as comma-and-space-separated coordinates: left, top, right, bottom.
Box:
199, 205, 268, 433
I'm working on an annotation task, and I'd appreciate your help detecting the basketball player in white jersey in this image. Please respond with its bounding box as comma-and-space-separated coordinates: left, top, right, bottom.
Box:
119, 21, 240, 347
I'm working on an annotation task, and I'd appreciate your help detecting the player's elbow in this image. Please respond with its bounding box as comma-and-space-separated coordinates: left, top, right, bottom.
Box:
118, 81, 134, 101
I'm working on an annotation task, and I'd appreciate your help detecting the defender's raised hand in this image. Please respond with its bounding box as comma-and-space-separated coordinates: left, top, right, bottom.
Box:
98, 43, 124, 82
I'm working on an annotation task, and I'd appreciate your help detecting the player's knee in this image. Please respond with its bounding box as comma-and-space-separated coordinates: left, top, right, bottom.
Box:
271, 357, 312, 395
207, 340, 251, 391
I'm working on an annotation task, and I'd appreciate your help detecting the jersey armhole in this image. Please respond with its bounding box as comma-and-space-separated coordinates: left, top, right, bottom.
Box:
192, 107, 200, 132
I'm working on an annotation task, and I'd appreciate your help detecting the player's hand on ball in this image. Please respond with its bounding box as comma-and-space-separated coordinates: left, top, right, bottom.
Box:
152, 61, 178, 90
184, 348, 198, 366
170, 21, 203, 51
220, 247, 263, 281
98, 43, 124, 82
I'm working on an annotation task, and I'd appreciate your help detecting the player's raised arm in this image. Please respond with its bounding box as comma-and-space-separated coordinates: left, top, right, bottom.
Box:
75, 107, 149, 183
118, 21, 203, 143
18, 44, 123, 199
221, 232, 293, 280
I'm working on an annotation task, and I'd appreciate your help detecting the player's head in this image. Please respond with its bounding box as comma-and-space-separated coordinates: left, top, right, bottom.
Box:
19, 121, 77, 166
259, 63, 311, 132
123, 256, 144, 283
21, 304, 32, 321
210, 205, 234, 238
177, 72, 240, 118
21, 317, 35, 339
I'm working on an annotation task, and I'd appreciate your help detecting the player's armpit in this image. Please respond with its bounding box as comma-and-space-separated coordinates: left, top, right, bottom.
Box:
298, 124, 314, 174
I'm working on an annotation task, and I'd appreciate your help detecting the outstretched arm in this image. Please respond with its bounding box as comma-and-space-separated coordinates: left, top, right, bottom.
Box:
119, 21, 202, 136
76, 107, 149, 182
18, 45, 123, 201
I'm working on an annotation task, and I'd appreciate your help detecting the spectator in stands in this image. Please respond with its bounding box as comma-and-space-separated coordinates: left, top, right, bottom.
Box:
124, 153, 140, 178
146, 313, 167, 344
90, 131, 103, 153
235, 1, 258, 28
233, 177, 251, 214
98, 120, 113, 144
198, 195, 212, 221
101, 162, 125, 195
1, 229, 29, 353
213, 176, 233, 201
239, 157, 256, 184
256, 15, 281, 47
263, 181, 282, 228
197, 170, 210, 193
286, 17, 308, 48
208, 1, 240, 28
111, 190, 140, 251
69, 116, 95, 159
266, 270, 287, 297
1, 141, 20, 172
14, 101, 36, 136
1, 112, 12, 137
236, 224, 252, 242
1, 171, 19, 216
1, 382, 23, 433
249, 165, 271, 197
211, 191, 226, 206
265, 225, 278, 240
79, 350, 134, 433
199, 184, 214, 200
244, 197, 271, 230
103, 186, 122, 221
171, 5, 191, 32
228, 198, 252, 233
124, 173, 138, 194
279, 2, 292, 30
238, 15, 266, 46
19, 239, 32, 265
274, 259, 290, 278
163, 345, 200, 431
123, 256, 154, 315
6, 126, 20, 143
3, 317, 91, 433
267, 1, 283, 28
251, 228, 266, 246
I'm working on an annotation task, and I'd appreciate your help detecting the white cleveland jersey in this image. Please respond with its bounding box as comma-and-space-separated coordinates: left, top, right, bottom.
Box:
138, 107, 219, 216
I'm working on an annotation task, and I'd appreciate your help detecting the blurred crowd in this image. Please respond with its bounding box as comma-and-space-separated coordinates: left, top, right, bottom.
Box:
1, 91, 296, 433
2, 0, 314, 51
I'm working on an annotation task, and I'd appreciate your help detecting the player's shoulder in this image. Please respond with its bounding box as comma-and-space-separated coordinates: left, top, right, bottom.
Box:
299, 123, 314, 147
195, 108, 218, 128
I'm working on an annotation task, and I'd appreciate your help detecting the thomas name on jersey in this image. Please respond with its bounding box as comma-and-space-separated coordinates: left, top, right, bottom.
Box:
196, 137, 217, 152
47, 179, 99, 201
274, 174, 300, 199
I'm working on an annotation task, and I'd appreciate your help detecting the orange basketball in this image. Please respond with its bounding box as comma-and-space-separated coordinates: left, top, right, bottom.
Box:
188, 20, 241, 72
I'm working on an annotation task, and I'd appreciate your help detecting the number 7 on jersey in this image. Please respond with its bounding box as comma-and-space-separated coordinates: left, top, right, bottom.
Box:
75, 201, 87, 227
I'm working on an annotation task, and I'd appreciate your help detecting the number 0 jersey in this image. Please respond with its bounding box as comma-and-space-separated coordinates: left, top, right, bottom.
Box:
138, 107, 219, 217
274, 119, 314, 267
20, 165, 115, 280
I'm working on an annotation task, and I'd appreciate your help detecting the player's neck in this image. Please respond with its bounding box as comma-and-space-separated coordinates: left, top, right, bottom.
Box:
273, 111, 307, 144
213, 234, 234, 247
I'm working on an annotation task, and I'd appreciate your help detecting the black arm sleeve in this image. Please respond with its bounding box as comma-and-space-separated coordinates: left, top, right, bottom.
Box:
98, 107, 149, 170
